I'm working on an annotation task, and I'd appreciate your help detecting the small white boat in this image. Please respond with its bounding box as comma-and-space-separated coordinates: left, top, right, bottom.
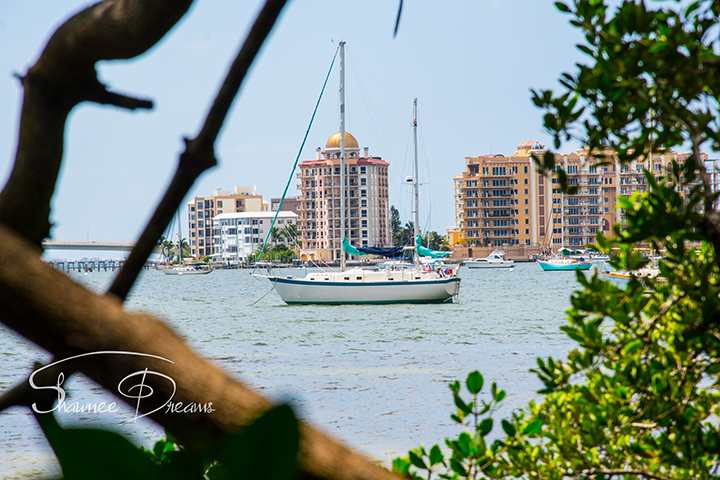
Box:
162, 265, 212, 276
466, 250, 514, 269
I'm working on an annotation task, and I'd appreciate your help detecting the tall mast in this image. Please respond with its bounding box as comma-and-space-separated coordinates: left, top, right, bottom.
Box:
413, 98, 420, 268
339, 41, 346, 272
177, 210, 183, 264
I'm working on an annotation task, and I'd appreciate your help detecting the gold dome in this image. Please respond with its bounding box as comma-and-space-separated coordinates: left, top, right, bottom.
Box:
326, 131, 359, 149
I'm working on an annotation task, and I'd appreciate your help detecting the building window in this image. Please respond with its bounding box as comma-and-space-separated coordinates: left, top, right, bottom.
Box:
198, 201, 204, 209
361, 189, 367, 197
525, 199, 529, 204
217, 201, 223, 208
360, 166, 366, 174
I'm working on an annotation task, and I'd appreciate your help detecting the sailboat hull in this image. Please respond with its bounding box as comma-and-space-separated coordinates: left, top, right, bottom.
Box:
265, 272, 460, 305
537, 260, 592, 271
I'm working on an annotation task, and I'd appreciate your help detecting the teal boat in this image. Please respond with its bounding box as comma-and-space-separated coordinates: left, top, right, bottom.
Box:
538, 259, 592, 271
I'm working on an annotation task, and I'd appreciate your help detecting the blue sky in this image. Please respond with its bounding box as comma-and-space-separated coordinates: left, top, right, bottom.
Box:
1, 1, 589, 250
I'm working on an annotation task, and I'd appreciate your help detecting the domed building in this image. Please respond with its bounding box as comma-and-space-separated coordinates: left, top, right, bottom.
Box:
296, 131, 391, 261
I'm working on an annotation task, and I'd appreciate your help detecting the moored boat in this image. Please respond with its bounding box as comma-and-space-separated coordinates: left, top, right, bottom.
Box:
538, 258, 592, 271
162, 265, 212, 275
260, 44, 459, 305
264, 267, 460, 305
466, 250, 514, 269
599, 267, 660, 288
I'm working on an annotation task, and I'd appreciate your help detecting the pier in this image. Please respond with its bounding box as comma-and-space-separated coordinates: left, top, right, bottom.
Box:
46, 259, 161, 273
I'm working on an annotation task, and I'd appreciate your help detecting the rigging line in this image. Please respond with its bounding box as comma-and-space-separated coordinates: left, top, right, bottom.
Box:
249, 286, 275, 307
395, 123, 414, 227
347, 54, 397, 167
346, 48, 409, 123
255, 45, 340, 265
417, 125, 445, 235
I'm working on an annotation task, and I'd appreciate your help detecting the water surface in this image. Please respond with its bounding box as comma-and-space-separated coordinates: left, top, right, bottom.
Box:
0, 263, 585, 478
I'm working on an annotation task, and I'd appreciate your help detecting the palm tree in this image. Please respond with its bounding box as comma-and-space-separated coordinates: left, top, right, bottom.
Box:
270, 226, 283, 245
284, 223, 300, 248
158, 236, 174, 262
398, 221, 415, 246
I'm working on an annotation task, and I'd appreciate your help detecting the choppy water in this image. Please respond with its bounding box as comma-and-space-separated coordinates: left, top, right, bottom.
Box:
0, 263, 586, 478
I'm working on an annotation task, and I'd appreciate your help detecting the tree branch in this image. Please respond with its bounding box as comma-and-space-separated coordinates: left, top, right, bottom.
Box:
109, 0, 288, 300
0, 0, 193, 248
0, 224, 397, 480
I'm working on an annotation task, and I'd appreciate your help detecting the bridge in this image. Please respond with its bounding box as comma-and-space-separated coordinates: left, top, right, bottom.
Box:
42, 240, 162, 254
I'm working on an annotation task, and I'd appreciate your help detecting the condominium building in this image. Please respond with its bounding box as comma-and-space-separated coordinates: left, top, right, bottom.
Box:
187, 186, 268, 259
271, 196, 301, 215
453, 141, 707, 252
296, 131, 391, 261
212, 211, 298, 263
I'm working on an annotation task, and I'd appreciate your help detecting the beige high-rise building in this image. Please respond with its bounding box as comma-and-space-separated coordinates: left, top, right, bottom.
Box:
453, 141, 706, 254
187, 186, 268, 259
296, 131, 391, 261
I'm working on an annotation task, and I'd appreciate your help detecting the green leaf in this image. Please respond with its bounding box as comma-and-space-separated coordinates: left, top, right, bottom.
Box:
555, 1, 571, 13
409, 450, 428, 470
622, 339, 643, 355
522, 419, 543, 435
392, 457, 411, 476
36, 411, 161, 480
479, 418, 493, 436
429, 445, 444, 466
466, 371, 484, 395
501, 419, 516, 437
457, 432, 471, 457
450, 458, 468, 476
454, 394, 472, 415
220, 404, 300, 480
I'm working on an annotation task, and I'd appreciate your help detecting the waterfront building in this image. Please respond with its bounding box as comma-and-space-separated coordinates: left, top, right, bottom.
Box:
296, 132, 391, 261
187, 186, 268, 259
212, 211, 298, 263
271, 196, 301, 215
453, 141, 707, 254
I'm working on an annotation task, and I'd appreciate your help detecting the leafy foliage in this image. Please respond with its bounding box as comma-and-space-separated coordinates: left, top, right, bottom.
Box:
396, 1, 720, 479
36, 404, 300, 480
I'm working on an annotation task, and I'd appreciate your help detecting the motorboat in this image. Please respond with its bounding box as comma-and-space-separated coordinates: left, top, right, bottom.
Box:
162, 265, 212, 275
466, 250, 514, 269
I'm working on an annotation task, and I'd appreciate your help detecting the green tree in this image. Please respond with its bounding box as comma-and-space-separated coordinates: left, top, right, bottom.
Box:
422, 231, 449, 251
396, 1, 720, 479
399, 221, 415, 247
283, 223, 301, 248
390, 205, 402, 245
270, 226, 283, 245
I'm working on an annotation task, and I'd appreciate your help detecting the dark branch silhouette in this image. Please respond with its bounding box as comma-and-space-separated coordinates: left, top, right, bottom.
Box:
0, 1, 400, 478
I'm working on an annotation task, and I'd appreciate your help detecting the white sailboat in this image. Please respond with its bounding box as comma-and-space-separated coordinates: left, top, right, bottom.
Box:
260, 43, 460, 304
162, 211, 212, 275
